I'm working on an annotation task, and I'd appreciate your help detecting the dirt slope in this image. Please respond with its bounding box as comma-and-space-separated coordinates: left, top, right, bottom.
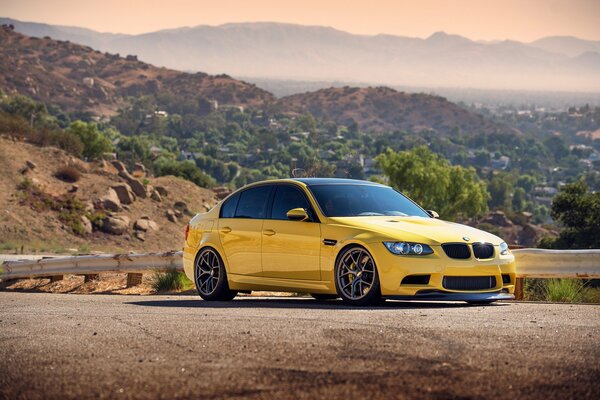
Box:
0, 136, 216, 254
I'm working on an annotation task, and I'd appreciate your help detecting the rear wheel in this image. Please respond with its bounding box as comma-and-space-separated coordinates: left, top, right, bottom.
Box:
194, 247, 237, 301
334, 246, 381, 306
310, 293, 339, 300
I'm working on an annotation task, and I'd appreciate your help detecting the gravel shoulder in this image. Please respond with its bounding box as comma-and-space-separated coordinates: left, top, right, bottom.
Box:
0, 292, 599, 399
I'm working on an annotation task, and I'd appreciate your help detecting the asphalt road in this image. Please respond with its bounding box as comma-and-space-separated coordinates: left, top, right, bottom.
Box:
0, 292, 599, 400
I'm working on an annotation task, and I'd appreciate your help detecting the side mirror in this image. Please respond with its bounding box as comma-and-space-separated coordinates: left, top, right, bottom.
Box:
286, 208, 309, 221
427, 210, 439, 219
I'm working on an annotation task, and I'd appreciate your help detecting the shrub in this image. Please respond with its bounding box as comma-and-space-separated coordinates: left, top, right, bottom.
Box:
67, 121, 113, 159
54, 166, 82, 183
544, 279, 586, 303
152, 269, 192, 292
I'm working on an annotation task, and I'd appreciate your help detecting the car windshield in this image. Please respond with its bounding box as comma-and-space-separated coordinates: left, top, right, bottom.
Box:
309, 184, 430, 218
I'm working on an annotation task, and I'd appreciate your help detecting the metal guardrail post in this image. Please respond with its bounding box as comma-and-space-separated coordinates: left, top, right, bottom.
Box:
514, 278, 524, 300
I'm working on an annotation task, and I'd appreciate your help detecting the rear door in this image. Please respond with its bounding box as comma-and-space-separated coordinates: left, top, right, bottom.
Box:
218, 185, 273, 276
261, 185, 321, 280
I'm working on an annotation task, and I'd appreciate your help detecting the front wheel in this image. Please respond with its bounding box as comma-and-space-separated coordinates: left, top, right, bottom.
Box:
194, 247, 237, 301
334, 246, 381, 306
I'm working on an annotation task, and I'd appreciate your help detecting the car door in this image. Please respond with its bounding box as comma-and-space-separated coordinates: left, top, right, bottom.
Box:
261, 184, 321, 280
218, 185, 273, 276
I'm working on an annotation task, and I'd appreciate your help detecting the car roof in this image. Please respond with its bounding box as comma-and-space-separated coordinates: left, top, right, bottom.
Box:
292, 178, 386, 186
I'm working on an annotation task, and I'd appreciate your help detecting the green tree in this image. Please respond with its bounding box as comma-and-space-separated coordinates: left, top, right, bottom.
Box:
376, 146, 489, 220
487, 172, 515, 209
540, 181, 600, 249
67, 121, 113, 159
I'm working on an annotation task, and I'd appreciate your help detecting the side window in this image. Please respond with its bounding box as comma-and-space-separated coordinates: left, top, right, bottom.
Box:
220, 193, 240, 218
234, 186, 272, 219
271, 186, 312, 220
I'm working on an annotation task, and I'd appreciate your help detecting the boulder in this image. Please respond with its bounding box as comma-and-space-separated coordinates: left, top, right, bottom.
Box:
165, 209, 178, 223
155, 186, 168, 197
213, 186, 232, 200
68, 184, 79, 193
80, 215, 93, 235
173, 201, 191, 215
132, 163, 146, 178
99, 188, 122, 212
118, 170, 147, 198
150, 190, 162, 202
134, 231, 145, 241
100, 215, 130, 235
111, 184, 136, 205
25, 160, 37, 170
111, 160, 127, 173
83, 200, 94, 213
134, 218, 159, 232
482, 211, 513, 227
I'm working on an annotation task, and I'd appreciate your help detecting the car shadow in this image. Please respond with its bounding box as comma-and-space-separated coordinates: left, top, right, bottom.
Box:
125, 297, 510, 310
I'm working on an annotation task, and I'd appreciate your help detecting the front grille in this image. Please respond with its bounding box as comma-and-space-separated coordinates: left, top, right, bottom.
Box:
442, 244, 471, 259
443, 276, 497, 291
473, 243, 494, 259
502, 274, 511, 284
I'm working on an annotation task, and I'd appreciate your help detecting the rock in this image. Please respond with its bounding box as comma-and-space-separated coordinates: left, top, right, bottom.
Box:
99, 188, 122, 212
134, 218, 159, 232
150, 190, 162, 202
134, 231, 145, 241
25, 160, 37, 170
80, 215, 93, 235
68, 185, 79, 193
111, 184, 136, 205
203, 203, 212, 212
155, 186, 168, 197
165, 209, 178, 223
96, 160, 118, 175
482, 211, 513, 227
100, 215, 130, 235
173, 201, 191, 215
132, 163, 146, 178
174, 209, 183, 218
213, 186, 232, 200
118, 170, 147, 198
83, 201, 94, 213
111, 160, 128, 173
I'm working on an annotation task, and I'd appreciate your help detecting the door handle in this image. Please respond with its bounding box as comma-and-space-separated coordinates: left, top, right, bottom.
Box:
262, 229, 276, 236
220, 227, 232, 234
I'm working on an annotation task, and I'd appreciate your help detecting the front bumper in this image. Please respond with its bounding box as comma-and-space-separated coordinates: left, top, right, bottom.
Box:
386, 290, 514, 302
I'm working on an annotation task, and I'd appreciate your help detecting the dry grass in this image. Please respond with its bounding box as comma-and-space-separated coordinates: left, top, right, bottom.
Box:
54, 166, 82, 182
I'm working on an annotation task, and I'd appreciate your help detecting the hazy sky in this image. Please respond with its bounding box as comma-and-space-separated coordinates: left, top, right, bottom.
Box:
1, 0, 599, 41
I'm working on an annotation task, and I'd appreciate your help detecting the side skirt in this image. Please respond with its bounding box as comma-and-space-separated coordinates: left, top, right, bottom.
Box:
228, 273, 333, 293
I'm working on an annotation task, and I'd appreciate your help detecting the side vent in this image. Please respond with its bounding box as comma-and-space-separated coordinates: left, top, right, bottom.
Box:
323, 239, 337, 246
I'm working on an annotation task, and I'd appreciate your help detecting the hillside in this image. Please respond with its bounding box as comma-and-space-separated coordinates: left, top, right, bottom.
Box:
0, 26, 274, 116
277, 86, 515, 135
2, 18, 599, 92
0, 136, 216, 254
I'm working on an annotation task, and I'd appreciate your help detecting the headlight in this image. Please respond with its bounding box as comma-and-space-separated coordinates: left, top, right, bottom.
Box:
383, 241, 433, 256
499, 242, 509, 255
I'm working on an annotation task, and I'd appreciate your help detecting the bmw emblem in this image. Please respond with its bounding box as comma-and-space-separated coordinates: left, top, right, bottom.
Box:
462, 236, 470, 241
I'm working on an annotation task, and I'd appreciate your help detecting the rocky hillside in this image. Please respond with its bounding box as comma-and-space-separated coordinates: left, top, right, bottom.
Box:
277, 86, 516, 135
0, 136, 216, 254
0, 26, 274, 116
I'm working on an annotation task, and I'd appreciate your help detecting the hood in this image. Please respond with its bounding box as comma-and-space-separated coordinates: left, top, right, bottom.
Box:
329, 216, 504, 245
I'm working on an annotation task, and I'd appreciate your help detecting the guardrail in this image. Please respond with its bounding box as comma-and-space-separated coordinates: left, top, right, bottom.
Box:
0, 251, 183, 286
1, 249, 598, 293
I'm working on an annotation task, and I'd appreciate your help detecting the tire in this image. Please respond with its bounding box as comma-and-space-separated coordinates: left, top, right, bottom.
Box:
334, 246, 381, 306
194, 247, 238, 301
466, 300, 495, 305
310, 293, 339, 300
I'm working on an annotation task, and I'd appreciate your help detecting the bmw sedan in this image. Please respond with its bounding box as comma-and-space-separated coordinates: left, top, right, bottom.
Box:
183, 178, 516, 305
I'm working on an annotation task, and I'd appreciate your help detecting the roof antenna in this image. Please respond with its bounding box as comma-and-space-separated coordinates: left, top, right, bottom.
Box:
291, 168, 306, 178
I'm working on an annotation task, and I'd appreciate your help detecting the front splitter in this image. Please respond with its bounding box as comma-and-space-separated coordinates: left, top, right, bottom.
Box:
386, 291, 514, 302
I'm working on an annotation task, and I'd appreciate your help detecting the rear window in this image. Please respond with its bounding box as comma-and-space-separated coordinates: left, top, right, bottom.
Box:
234, 186, 272, 219
220, 193, 240, 218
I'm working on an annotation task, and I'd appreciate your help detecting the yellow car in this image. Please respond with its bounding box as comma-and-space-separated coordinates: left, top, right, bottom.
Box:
183, 178, 515, 305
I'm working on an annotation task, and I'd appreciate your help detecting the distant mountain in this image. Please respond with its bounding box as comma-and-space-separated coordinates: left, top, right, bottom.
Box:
2, 18, 599, 93
530, 36, 600, 58
0, 26, 273, 115
277, 86, 515, 135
